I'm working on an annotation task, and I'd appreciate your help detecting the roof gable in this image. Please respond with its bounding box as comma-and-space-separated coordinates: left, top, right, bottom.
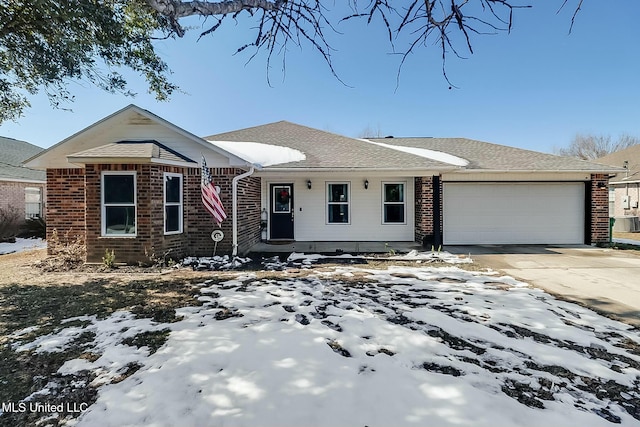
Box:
596, 145, 640, 183
24, 105, 249, 170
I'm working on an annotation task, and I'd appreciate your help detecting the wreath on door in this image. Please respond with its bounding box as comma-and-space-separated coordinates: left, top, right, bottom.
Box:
277, 189, 290, 204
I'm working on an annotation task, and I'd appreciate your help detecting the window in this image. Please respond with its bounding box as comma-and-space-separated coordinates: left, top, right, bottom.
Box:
609, 187, 615, 216
327, 182, 350, 223
383, 182, 405, 223
25, 187, 42, 219
273, 185, 292, 213
102, 172, 136, 236
164, 173, 183, 234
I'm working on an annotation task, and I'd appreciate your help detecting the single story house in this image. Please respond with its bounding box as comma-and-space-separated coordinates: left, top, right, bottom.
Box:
596, 145, 640, 230
25, 105, 623, 263
1, 136, 46, 221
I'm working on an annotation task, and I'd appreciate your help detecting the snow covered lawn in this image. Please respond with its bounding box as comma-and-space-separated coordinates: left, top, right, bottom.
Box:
4, 264, 640, 426
0, 237, 46, 255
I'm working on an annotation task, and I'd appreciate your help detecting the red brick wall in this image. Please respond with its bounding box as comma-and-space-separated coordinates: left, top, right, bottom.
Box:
46, 169, 85, 249
414, 176, 441, 245
186, 168, 261, 257
590, 173, 610, 244
84, 164, 195, 263
236, 175, 261, 254
414, 176, 432, 243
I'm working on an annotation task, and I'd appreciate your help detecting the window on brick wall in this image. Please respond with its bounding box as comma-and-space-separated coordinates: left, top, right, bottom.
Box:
102, 172, 136, 236
382, 182, 406, 224
164, 173, 183, 234
25, 187, 42, 219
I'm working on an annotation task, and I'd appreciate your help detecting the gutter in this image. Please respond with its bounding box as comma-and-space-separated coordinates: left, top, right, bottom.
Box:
451, 169, 626, 174
0, 177, 46, 184
231, 166, 256, 257
256, 167, 456, 173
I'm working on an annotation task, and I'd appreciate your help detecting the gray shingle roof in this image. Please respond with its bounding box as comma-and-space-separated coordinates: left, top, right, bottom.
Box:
596, 144, 640, 183
370, 137, 621, 172
67, 140, 195, 164
0, 136, 45, 181
208, 122, 620, 173
206, 121, 455, 170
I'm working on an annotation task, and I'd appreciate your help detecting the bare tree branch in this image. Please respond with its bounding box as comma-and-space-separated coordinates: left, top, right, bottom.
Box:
141, 0, 584, 89
555, 134, 640, 160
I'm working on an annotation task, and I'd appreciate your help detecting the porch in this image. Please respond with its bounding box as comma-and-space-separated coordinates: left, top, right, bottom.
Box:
247, 240, 423, 255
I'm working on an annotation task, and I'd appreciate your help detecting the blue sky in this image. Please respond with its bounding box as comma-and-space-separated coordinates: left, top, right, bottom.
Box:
1, 1, 639, 153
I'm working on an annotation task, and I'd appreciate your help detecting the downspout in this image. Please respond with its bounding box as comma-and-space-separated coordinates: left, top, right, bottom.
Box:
232, 167, 255, 257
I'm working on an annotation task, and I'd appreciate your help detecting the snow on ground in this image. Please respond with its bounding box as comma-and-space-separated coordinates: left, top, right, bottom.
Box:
7, 265, 640, 426
0, 237, 46, 255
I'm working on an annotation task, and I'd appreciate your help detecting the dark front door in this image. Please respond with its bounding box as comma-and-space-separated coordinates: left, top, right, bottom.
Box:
270, 184, 294, 239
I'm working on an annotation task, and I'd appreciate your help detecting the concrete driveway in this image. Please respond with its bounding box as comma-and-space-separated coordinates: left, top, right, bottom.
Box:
447, 245, 640, 327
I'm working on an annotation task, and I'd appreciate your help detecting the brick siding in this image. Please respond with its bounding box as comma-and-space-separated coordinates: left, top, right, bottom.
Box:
236, 175, 262, 253
590, 173, 610, 244
48, 165, 259, 264
46, 169, 85, 248
414, 176, 442, 246
186, 168, 261, 257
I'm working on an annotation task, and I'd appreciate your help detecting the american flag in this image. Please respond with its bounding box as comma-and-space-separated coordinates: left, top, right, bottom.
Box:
201, 156, 227, 226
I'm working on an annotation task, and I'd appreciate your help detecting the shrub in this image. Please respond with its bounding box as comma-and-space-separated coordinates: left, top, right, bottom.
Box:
18, 217, 46, 239
38, 229, 86, 271
102, 249, 116, 269
0, 206, 23, 242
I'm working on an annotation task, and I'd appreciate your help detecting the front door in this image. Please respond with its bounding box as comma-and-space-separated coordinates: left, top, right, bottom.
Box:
270, 184, 294, 240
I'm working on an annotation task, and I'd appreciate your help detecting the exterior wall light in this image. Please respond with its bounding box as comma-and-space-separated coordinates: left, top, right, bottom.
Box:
364, 179, 369, 190
307, 179, 312, 189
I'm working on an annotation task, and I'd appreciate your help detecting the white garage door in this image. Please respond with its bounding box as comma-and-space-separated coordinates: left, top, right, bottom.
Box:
443, 183, 585, 245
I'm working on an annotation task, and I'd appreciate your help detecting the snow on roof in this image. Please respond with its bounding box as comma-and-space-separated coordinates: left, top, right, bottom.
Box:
364, 139, 469, 167
207, 140, 306, 168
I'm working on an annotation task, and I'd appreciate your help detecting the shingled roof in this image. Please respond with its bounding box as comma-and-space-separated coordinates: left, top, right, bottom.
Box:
206, 121, 457, 170
0, 136, 45, 182
596, 144, 640, 184
208, 121, 621, 173
369, 137, 620, 172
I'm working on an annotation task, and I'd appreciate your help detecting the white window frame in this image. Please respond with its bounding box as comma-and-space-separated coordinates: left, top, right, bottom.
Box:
164, 172, 183, 235
101, 171, 137, 237
24, 187, 42, 219
609, 187, 615, 216
382, 181, 407, 224
326, 182, 351, 225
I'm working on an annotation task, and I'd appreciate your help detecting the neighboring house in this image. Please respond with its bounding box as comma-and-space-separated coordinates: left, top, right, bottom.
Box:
0, 136, 46, 220
596, 145, 640, 225
24, 105, 622, 263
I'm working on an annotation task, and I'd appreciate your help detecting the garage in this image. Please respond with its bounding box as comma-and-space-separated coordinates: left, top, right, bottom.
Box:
443, 182, 586, 245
